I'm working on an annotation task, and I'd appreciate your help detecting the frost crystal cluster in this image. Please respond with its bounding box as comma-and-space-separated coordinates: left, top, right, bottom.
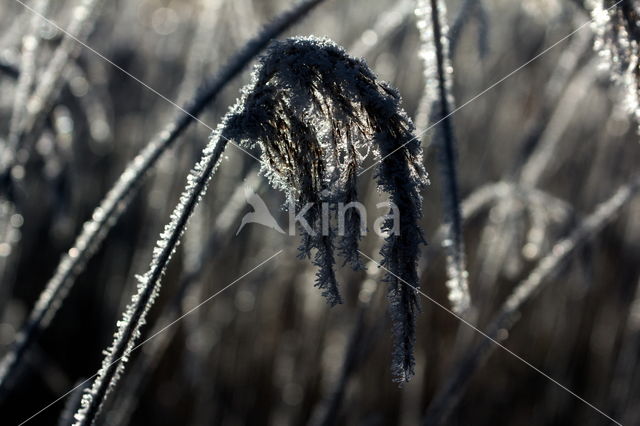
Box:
591, 0, 640, 125
225, 36, 429, 382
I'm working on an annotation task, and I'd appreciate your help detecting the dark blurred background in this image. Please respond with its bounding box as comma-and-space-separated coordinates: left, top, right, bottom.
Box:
0, 0, 639, 425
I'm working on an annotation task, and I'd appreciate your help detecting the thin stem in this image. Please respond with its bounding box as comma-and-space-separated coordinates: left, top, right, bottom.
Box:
74, 134, 229, 426
417, 0, 470, 314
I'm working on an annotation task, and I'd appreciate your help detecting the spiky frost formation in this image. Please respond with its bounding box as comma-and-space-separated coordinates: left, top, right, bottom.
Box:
591, 0, 640, 126
225, 36, 429, 382
416, 0, 470, 315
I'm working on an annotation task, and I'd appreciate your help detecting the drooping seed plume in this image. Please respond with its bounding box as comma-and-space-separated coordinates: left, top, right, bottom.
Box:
224, 36, 430, 382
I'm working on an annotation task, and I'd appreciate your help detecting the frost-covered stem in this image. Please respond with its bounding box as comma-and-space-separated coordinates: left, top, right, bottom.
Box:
0, 58, 19, 79
500, 176, 640, 318
416, 0, 470, 314
101, 171, 261, 426
422, 175, 640, 425
0, 0, 325, 397
591, 0, 640, 127
73, 134, 229, 426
